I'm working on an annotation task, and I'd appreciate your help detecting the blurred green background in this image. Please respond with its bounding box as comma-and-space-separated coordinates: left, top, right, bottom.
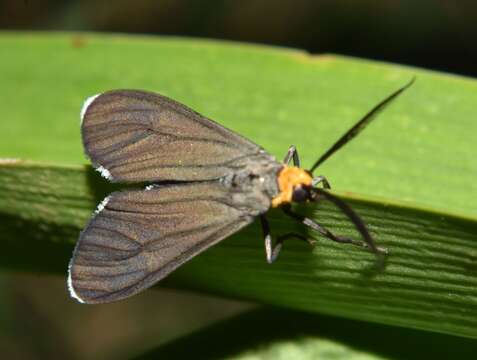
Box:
1, 1, 477, 359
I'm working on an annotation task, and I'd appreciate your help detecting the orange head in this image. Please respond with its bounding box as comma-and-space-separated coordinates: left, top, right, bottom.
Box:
271, 166, 313, 207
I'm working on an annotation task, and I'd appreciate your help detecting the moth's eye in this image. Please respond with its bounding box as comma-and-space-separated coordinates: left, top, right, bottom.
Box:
292, 186, 310, 202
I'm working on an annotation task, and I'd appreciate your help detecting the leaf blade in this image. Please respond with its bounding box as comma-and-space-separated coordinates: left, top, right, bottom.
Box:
1, 33, 477, 339
1, 161, 477, 338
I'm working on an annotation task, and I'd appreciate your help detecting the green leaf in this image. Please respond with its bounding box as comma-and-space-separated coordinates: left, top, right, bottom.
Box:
1, 33, 477, 340
133, 308, 477, 359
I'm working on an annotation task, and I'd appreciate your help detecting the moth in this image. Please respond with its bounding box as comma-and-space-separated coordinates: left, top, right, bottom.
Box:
68, 79, 413, 304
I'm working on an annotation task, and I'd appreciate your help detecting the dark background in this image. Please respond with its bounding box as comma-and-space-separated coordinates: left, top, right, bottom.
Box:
1, 1, 476, 359
2, 0, 477, 77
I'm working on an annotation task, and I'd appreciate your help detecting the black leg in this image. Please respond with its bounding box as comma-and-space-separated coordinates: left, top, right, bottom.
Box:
270, 233, 316, 263
312, 175, 331, 189
260, 215, 274, 263
283, 205, 388, 255
260, 215, 315, 264
283, 145, 300, 167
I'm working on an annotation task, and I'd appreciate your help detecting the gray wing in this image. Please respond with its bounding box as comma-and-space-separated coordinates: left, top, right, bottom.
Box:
81, 90, 263, 182
68, 182, 255, 304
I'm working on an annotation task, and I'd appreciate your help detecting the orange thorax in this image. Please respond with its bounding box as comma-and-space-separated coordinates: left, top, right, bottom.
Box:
271, 166, 313, 207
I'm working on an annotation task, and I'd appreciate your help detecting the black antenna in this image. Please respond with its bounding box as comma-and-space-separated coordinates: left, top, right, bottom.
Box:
309, 78, 415, 173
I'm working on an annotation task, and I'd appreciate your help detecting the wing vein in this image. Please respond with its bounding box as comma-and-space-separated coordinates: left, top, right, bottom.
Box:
89, 219, 245, 302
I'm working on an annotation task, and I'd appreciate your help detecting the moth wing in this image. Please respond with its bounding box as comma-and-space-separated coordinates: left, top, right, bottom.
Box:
81, 90, 264, 182
68, 182, 254, 304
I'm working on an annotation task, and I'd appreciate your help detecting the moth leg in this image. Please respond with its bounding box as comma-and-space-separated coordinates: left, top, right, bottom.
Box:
272, 233, 316, 263
260, 215, 274, 263
261, 215, 315, 264
312, 175, 331, 189
283, 145, 300, 167
283, 206, 387, 254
